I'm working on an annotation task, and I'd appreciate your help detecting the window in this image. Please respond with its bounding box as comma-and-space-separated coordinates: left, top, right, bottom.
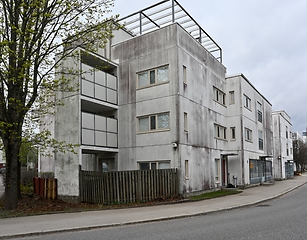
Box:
286, 126, 288, 139
214, 124, 227, 140
244, 95, 251, 110
184, 112, 188, 131
215, 159, 220, 182
185, 160, 189, 179
286, 143, 289, 156
138, 113, 170, 132
230, 127, 236, 140
258, 130, 263, 150
257, 102, 262, 123
245, 128, 252, 142
213, 87, 226, 105
137, 66, 169, 88
229, 91, 235, 104
139, 161, 170, 170
183, 65, 187, 85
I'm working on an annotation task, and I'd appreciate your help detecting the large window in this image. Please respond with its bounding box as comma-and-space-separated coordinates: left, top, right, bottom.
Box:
245, 128, 252, 142
138, 113, 170, 133
214, 124, 227, 140
213, 87, 226, 105
244, 95, 251, 110
137, 66, 169, 88
286, 126, 288, 139
257, 102, 262, 123
139, 161, 170, 170
258, 130, 263, 150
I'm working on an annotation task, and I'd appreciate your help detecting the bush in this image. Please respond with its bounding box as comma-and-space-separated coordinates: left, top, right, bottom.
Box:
21, 168, 38, 185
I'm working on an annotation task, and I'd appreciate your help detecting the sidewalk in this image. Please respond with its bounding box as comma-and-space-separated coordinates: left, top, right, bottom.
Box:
0, 174, 307, 239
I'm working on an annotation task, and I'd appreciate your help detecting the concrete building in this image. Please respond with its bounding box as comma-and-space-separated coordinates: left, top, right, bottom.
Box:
272, 110, 294, 179
225, 74, 273, 186
40, 0, 275, 200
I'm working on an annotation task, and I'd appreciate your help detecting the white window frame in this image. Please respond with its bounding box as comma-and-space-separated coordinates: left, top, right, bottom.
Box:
214, 124, 227, 140
137, 112, 170, 133
244, 95, 252, 110
213, 87, 226, 106
138, 161, 171, 170
137, 65, 169, 88
245, 128, 253, 142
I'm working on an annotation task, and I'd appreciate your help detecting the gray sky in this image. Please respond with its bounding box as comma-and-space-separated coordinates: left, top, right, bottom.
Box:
111, 0, 307, 134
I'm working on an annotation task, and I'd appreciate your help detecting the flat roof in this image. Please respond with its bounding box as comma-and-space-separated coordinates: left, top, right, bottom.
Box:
119, 0, 222, 62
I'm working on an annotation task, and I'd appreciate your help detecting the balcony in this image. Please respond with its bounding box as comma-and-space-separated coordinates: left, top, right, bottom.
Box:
81, 62, 117, 105
81, 112, 118, 148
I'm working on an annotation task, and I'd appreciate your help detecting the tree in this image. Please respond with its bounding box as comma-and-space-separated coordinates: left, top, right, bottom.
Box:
293, 139, 307, 172
0, 0, 119, 210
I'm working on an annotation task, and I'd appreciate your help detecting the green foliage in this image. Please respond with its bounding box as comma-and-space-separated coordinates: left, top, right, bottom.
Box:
189, 189, 242, 201
293, 139, 307, 171
0, 0, 120, 210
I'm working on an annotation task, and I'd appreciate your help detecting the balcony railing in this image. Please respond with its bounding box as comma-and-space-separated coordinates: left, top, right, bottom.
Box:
81, 112, 118, 148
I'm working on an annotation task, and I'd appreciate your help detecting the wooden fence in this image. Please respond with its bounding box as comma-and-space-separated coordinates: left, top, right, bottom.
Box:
80, 169, 178, 204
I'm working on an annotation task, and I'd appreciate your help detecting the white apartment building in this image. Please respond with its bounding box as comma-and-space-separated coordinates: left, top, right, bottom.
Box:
272, 110, 294, 179
40, 0, 276, 200
225, 74, 273, 186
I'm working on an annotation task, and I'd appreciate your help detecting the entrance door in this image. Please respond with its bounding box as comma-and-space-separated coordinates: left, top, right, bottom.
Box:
222, 158, 226, 186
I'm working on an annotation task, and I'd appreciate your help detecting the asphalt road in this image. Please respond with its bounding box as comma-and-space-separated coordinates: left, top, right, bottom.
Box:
13, 183, 307, 240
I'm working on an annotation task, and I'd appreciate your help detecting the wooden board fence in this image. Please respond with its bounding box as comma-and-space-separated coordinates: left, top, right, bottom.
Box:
80, 169, 178, 204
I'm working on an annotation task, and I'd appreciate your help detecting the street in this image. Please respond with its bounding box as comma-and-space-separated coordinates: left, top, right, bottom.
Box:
13, 183, 307, 240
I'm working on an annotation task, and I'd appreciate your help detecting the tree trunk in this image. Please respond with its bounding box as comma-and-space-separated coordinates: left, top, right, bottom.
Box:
4, 138, 22, 210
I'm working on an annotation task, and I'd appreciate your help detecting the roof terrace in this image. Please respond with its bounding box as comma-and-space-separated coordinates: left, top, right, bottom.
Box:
119, 0, 222, 62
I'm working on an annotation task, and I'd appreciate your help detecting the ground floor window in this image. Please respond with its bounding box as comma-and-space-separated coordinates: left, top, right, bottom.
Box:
139, 161, 170, 170
249, 159, 272, 184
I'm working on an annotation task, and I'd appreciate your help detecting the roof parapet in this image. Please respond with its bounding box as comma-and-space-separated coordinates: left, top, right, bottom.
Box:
119, 0, 222, 62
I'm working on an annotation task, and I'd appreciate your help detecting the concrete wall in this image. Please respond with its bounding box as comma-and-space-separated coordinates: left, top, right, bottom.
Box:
54, 54, 81, 200
272, 110, 293, 179
226, 74, 273, 186
112, 23, 228, 194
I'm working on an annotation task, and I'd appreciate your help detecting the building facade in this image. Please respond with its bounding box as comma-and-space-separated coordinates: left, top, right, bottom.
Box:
272, 110, 294, 179
40, 0, 277, 200
225, 74, 273, 186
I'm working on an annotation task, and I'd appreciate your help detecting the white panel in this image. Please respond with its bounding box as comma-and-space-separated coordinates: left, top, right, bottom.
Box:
82, 129, 94, 145
81, 80, 94, 97
95, 115, 106, 131
107, 89, 117, 104
95, 70, 106, 86
107, 118, 117, 133
95, 84, 106, 101
82, 112, 94, 129
107, 133, 117, 147
95, 131, 107, 147
107, 74, 117, 90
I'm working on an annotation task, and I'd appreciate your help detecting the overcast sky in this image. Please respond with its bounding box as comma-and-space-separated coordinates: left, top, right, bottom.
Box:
110, 0, 307, 134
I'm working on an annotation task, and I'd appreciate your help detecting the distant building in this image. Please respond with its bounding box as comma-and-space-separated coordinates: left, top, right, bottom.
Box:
272, 110, 294, 179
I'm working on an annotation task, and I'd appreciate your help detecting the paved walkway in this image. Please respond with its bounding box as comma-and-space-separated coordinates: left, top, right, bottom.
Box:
0, 174, 307, 239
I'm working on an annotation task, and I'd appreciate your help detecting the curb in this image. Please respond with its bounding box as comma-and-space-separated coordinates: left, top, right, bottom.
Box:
1, 180, 306, 239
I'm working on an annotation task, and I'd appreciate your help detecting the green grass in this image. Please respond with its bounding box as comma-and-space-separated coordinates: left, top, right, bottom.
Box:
189, 189, 242, 201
